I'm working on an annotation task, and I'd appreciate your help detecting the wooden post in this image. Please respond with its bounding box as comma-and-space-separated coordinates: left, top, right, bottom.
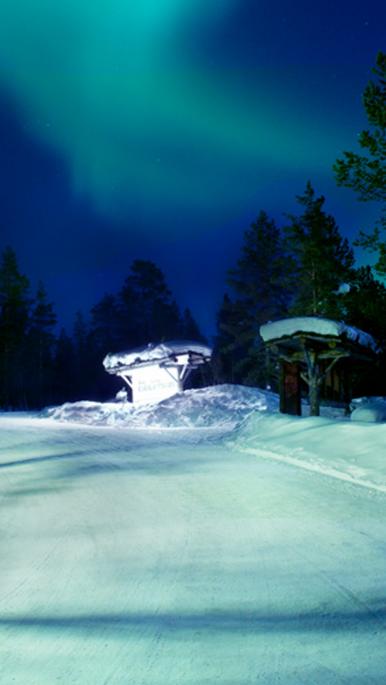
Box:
280, 361, 301, 416
343, 361, 352, 416
304, 347, 321, 417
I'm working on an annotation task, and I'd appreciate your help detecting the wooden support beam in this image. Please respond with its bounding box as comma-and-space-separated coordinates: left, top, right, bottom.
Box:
263, 325, 377, 417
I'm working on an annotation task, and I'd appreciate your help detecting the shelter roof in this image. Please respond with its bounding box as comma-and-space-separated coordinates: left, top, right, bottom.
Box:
260, 317, 379, 355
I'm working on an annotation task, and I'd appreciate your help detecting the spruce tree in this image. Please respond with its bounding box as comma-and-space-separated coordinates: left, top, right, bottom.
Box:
72, 311, 94, 399
27, 282, 57, 407
0, 247, 31, 407
213, 294, 243, 384
334, 52, 386, 275
343, 266, 386, 396
344, 266, 386, 347
285, 183, 354, 318
53, 329, 76, 404
216, 211, 292, 386
180, 307, 206, 342
90, 294, 122, 354
119, 260, 182, 344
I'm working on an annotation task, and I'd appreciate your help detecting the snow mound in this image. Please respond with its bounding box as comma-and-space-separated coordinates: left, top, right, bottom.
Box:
350, 397, 386, 423
45, 385, 279, 429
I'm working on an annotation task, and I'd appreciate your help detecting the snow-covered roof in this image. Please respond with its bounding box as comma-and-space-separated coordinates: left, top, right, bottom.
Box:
103, 340, 212, 372
260, 317, 379, 353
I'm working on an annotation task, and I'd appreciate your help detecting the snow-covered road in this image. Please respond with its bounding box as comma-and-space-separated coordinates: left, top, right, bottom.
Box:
0, 416, 385, 684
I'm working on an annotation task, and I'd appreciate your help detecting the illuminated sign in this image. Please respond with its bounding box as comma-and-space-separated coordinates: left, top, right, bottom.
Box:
131, 366, 180, 405
103, 341, 212, 405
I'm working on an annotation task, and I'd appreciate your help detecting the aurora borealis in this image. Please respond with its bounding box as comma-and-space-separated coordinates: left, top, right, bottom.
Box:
0, 0, 385, 334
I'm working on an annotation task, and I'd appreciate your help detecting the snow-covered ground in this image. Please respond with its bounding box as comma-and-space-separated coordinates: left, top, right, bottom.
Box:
44, 384, 279, 429
1, 385, 386, 683
233, 410, 386, 494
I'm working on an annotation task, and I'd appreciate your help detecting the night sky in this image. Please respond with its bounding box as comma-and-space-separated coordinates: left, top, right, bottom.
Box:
0, 0, 385, 338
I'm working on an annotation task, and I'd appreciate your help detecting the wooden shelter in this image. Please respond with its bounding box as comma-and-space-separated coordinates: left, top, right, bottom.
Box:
260, 317, 379, 416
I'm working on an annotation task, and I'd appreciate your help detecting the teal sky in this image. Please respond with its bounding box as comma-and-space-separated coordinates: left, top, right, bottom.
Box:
0, 0, 385, 334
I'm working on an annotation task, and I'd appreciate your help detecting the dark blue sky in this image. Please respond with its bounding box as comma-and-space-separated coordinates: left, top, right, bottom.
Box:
0, 0, 384, 337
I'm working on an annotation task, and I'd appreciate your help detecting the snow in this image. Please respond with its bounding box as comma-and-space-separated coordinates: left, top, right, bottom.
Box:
103, 340, 212, 371
1, 385, 386, 683
350, 397, 386, 422
45, 384, 278, 429
333, 282, 351, 295
260, 316, 379, 352
232, 410, 386, 493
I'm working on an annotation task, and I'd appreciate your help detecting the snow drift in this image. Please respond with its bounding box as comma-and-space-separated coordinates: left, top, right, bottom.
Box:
350, 396, 386, 422
231, 410, 386, 492
44, 384, 386, 491
46, 384, 279, 429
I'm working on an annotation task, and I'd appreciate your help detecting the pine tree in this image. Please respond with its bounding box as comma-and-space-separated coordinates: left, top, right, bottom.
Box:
228, 211, 293, 321
119, 260, 182, 344
71, 311, 93, 399
285, 183, 354, 317
0, 247, 31, 407
213, 294, 242, 384
334, 52, 386, 274
344, 266, 386, 347
26, 281, 57, 407
90, 293, 122, 354
215, 211, 292, 386
343, 266, 386, 396
53, 329, 76, 404
180, 307, 206, 342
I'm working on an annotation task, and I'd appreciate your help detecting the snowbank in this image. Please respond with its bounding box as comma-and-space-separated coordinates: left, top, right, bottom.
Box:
231, 411, 386, 492
43, 384, 386, 492
350, 397, 386, 423
45, 384, 279, 430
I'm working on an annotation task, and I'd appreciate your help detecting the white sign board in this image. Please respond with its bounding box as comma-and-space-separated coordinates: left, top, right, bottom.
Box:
131, 365, 180, 405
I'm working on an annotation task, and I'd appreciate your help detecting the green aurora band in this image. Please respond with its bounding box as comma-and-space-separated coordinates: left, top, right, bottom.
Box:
0, 0, 355, 221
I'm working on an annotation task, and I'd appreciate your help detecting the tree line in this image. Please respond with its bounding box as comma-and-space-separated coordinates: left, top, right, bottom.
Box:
213, 183, 386, 393
0, 254, 206, 409
3, 180, 384, 410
